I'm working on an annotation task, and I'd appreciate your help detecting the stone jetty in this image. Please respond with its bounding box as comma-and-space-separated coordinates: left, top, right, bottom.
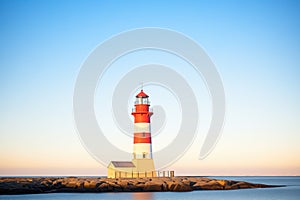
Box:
0, 176, 279, 195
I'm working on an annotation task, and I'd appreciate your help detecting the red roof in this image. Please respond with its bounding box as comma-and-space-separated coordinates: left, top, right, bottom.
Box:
136, 90, 149, 98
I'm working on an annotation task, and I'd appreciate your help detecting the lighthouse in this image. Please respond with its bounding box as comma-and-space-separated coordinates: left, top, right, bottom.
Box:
107, 89, 156, 178
131, 89, 156, 176
131, 89, 153, 159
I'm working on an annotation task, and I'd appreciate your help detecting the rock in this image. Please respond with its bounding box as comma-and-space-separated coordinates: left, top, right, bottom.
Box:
182, 179, 191, 185
224, 180, 238, 189
0, 177, 279, 194
172, 182, 192, 192
230, 182, 256, 189
117, 180, 128, 188
76, 181, 84, 189
83, 181, 98, 189
135, 183, 146, 191
40, 180, 52, 187
166, 181, 176, 190
216, 180, 226, 186
192, 181, 205, 190
109, 183, 122, 192
143, 180, 163, 191
97, 183, 109, 192
188, 177, 210, 183
162, 182, 168, 191
122, 184, 137, 192
65, 181, 78, 188
193, 180, 224, 190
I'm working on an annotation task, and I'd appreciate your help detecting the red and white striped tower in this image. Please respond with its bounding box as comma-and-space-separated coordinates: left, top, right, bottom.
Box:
131, 89, 153, 159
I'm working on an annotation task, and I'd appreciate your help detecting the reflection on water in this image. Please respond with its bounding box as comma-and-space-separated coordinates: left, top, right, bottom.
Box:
132, 192, 153, 200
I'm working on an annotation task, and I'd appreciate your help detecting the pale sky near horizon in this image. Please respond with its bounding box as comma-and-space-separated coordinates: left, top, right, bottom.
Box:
1, 0, 300, 176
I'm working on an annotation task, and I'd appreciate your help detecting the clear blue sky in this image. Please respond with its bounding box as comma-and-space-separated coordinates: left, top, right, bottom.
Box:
0, 0, 299, 175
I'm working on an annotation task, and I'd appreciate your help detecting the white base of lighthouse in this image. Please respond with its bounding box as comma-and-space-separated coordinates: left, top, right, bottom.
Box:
132, 158, 156, 177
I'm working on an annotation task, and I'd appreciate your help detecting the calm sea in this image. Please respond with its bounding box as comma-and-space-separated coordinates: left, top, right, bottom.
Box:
0, 176, 299, 200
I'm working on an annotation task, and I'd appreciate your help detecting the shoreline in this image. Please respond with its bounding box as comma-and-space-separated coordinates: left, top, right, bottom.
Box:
0, 176, 282, 195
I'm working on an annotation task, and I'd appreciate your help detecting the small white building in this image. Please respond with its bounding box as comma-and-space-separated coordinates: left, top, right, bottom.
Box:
107, 159, 156, 178
107, 161, 136, 178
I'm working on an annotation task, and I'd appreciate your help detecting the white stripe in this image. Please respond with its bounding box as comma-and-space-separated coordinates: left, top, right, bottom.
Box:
134, 123, 150, 133
133, 143, 152, 159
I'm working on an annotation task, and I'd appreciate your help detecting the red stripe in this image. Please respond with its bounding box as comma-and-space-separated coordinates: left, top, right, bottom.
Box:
131, 105, 153, 123
134, 133, 151, 143
134, 104, 149, 112
132, 113, 151, 123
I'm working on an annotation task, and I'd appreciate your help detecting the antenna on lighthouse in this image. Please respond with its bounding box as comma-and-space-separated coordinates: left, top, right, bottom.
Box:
141, 82, 143, 90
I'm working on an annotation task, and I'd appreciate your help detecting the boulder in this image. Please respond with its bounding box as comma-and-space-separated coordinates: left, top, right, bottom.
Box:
143, 180, 163, 191
230, 182, 255, 189
216, 180, 226, 186
97, 182, 114, 192
172, 183, 192, 192
193, 180, 223, 190
65, 181, 78, 188
162, 182, 168, 191
135, 183, 146, 191
109, 183, 122, 192
117, 180, 129, 188
166, 181, 176, 190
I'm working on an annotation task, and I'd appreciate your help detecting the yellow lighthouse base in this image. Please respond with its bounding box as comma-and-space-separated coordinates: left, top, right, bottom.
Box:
132, 158, 156, 177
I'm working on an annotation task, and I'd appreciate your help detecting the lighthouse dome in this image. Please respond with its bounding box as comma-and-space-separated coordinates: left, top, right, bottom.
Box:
136, 90, 149, 98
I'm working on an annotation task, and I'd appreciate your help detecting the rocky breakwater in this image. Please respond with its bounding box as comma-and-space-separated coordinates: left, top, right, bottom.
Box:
0, 176, 278, 195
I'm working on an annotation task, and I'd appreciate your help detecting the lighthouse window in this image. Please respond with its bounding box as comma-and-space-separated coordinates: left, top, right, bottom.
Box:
138, 97, 142, 104
142, 98, 150, 104
142, 132, 145, 137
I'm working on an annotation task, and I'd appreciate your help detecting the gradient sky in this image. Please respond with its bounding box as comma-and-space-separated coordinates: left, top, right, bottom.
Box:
1, 0, 300, 176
